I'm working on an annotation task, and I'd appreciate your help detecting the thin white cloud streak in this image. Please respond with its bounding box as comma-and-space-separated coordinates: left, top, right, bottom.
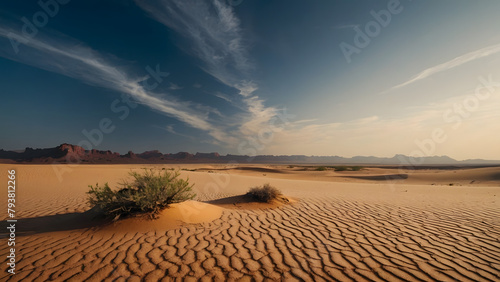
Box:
168, 82, 183, 90
215, 92, 232, 103
165, 124, 192, 139
392, 42, 500, 90
136, 0, 280, 139
293, 119, 318, 124
0, 27, 234, 144
136, 0, 251, 88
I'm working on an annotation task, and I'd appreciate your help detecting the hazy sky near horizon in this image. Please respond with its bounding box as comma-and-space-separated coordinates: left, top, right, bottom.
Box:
0, 0, 499, 160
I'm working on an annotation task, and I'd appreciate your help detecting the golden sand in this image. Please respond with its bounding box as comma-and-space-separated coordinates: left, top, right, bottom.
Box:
1, 164, 499, 281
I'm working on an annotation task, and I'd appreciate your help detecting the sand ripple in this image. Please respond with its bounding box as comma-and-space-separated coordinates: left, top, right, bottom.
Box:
2, 195, 499, 281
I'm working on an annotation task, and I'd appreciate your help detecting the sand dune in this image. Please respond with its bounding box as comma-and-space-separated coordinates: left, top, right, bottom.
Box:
214, 165, 500, 187
1, 164, 499, 281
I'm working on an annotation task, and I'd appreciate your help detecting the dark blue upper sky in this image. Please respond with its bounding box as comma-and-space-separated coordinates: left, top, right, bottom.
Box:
1, 0, 499, 159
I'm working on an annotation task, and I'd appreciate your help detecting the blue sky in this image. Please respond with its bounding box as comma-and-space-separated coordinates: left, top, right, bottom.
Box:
1, 0, 499, 160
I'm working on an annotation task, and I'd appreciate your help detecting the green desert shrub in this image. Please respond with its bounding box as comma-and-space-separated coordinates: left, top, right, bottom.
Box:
87, 169, 195, 220
329, 165, 364, 171
315, 166, 327, 171
333, 166, 348, 171
351, 166, 363, 171
246, 183, 283, 203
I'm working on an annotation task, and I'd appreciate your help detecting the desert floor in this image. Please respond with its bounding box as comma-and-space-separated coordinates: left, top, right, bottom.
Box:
1, 164, 499, 281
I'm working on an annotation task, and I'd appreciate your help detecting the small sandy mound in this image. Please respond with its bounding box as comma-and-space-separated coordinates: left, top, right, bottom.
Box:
98, 201, 223, 233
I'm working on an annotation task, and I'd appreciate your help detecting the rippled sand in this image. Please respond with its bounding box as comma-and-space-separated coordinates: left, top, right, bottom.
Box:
1, 164, 499, 281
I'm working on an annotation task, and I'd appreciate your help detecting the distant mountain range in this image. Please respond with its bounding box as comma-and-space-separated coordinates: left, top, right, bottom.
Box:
1, 143, 499, 166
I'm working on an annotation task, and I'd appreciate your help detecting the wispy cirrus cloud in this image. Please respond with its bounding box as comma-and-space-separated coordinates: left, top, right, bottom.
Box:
215, 91, 232, 103
391, 42, 500, 90
165, 124, 192, 139
0, 26, 234, 144
136, 0, 251, 87
1, 0, 282, 149
136, 0, 280, 139
168, 82, 183, 90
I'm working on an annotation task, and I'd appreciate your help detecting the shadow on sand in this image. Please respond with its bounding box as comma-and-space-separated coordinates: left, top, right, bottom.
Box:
1, 208, 109, 237
206, 195, 257, 206
340, 174, 409, 181
200, 166, 286, 174
206, 194, 291, 210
